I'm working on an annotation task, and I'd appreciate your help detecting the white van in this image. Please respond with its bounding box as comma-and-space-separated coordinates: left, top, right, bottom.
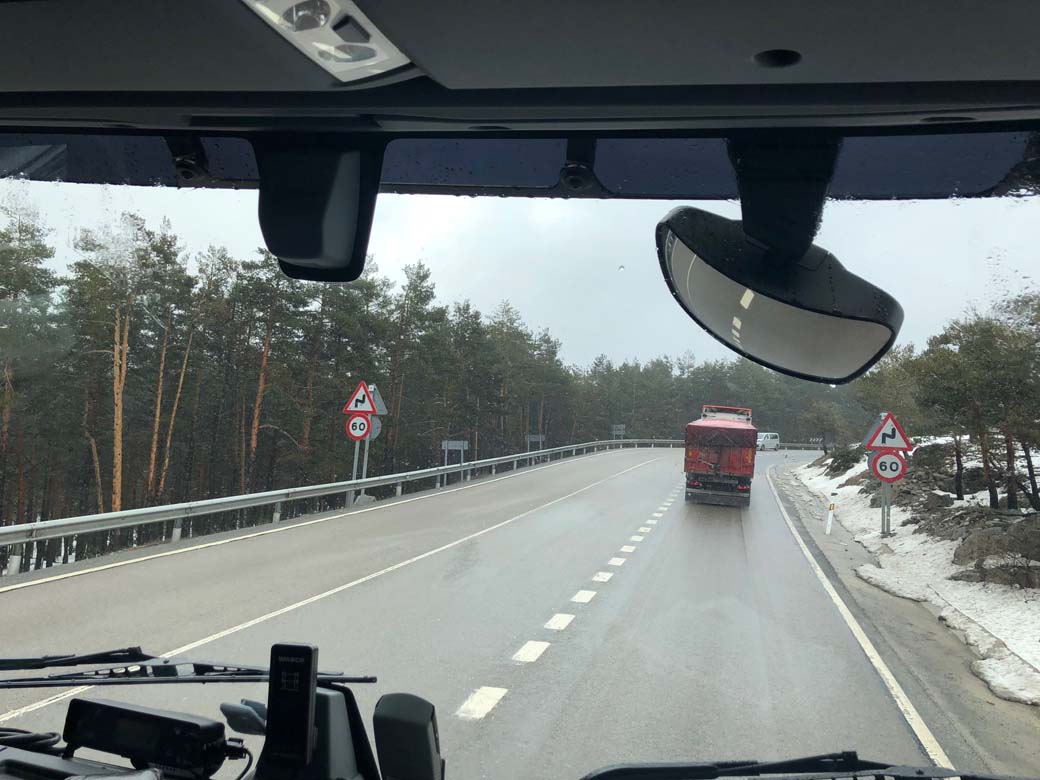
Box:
757, 432, 780, 451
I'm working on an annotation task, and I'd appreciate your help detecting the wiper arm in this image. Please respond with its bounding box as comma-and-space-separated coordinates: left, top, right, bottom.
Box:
0, 647, 156, 672
0, 655, 375, 689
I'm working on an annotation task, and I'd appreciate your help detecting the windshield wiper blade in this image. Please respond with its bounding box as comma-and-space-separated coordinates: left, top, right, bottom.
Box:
582, 753, 884, 780
0, 647, 156, 671
0, 655, 375, 689
582, 752, 972, 780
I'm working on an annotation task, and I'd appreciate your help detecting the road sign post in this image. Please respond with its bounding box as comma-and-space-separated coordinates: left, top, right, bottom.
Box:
348, 438, 361, 508
358, 417, 382, 498
342, 380, 387, 504
526, 434, 545, 464
611, 424, 626, 441
864, 413, 911, 538
440, 440, 469, 486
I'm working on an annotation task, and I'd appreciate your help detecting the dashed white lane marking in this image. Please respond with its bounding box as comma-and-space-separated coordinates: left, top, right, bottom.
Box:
647, 519, 658, 525
0, 456, 663, 725
652, 512, 664, 517
0, 448, 626, 596
638, 526, 651, 533
457, 687, 508, 720
630, 535, 645, 542
545, 613, 574, 630
512, 640, 550, 663
571, 590, 597, 603
592, 571, 613, 582
608, 557, 627, 566
765, 468, 952, 768
620, 545, 636, 553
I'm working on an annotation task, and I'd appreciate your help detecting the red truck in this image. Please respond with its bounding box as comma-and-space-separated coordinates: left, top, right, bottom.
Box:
684, 405, 758, 507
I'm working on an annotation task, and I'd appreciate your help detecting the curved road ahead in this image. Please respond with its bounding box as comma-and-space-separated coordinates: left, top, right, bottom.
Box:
1, 449, 1036, 779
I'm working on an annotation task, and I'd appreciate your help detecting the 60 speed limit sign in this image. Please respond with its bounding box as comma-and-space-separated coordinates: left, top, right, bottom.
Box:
871, 451, 907, 483
345, 414, 371, 441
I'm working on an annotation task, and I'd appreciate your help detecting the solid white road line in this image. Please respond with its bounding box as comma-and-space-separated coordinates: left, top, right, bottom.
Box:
571, 590, 597, 603
630, 535, 645, 542
765, 468, 953, 768
0, 456, 662, 725
545, 613, 574, 630
592, 571, 613, 582
512, 640, 550, 663
0, 448, 625, 596
456, 687, 508, 720
620, 545, 636, 553
607, 557, 627, 566
638, 526, 651, 533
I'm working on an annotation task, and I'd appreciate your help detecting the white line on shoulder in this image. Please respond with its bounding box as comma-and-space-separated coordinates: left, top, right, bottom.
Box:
765, 467, 952, 768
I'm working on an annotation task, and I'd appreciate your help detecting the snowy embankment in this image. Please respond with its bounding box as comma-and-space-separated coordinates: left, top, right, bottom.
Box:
796, 457, 1040, 706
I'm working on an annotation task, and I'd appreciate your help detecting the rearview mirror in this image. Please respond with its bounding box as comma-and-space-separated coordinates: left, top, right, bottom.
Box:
656, 206, 903, 384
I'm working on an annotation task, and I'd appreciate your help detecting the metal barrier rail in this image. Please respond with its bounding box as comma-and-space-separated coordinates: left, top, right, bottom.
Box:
0, 439, 684, 550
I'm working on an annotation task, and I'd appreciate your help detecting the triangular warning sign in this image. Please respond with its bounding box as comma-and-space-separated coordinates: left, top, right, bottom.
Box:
342, 381, 378, 415
864, 412, 912, 452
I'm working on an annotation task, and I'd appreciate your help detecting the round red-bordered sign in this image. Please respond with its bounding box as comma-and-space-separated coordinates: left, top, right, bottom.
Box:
345, 414, 371, 441
871, 451, 906, 483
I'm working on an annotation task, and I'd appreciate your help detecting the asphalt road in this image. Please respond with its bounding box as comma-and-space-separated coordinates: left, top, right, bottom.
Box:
0, 449, 1033, 779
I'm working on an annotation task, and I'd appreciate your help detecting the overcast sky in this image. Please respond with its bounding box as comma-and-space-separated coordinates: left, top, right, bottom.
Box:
2, 178, 1037, 368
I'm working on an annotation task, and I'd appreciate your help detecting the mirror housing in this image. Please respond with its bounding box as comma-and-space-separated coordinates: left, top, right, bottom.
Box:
256, 138, 384, 282
656, 206, 903, 384
373, 693, 444, 780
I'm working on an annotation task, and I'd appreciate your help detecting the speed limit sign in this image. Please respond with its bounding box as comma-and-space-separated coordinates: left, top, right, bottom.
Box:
871, 451, 906, 483
345, 414, 371, 441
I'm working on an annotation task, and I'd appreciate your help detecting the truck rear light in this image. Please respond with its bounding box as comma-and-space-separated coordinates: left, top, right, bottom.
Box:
737, 484, 749, 490
689, 481, 701, 487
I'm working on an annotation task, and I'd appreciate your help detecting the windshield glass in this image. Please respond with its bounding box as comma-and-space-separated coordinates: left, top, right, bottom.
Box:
1, 177, 1039, 778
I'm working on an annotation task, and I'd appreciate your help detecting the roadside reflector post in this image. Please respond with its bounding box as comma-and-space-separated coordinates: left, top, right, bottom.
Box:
273, 501, 282, 524
491, 464, 496, 475
395, 482, 403, 497
825, 502, 834, 535
171, 518, 183, 543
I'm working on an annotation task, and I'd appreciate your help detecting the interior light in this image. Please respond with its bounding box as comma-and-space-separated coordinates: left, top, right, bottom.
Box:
283, 0, 332, 32
241, 0, 410, 82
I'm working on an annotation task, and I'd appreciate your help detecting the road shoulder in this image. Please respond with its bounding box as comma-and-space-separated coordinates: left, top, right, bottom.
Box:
770, 463, 1040, 776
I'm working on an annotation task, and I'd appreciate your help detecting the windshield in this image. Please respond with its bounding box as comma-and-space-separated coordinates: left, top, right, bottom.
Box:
1, 177, 1039, 779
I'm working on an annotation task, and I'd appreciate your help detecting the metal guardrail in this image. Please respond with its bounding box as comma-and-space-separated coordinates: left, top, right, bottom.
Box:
0, 438, 684, 550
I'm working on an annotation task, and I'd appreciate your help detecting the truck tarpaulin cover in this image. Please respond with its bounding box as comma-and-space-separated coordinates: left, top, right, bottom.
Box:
685, 419, 758, 449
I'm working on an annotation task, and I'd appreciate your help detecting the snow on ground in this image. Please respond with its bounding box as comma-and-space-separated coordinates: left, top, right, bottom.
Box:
796, 455, 1040, 706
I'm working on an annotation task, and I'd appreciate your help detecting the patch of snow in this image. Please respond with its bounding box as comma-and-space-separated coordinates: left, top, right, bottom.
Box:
971, 656, 1040, 706
914, 435, 954, 446
801, 460, 869, 498
856, 564, 930, 601
795, 459, 1040, 706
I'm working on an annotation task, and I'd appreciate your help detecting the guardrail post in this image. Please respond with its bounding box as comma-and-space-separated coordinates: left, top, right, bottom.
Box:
396, 482, 403, 497
491, 464, 496, 475
6, 544, 24, 574
272, 501, 282, 523
171, 519, 183, 543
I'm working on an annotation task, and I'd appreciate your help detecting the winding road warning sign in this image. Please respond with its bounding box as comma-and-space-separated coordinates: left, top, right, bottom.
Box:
864, 412, 912, 452
343, 381, 378, 415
